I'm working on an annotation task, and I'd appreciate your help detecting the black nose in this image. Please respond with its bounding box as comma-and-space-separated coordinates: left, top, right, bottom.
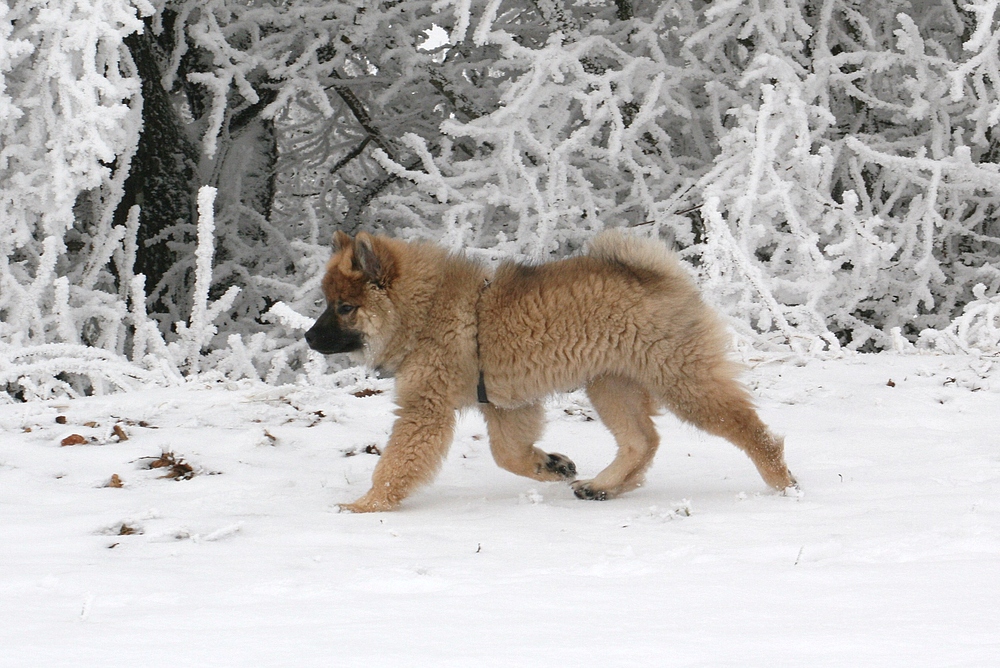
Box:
304, 306, 337, 353
303, 310, 364, 355
304, 326, 319, 349
304, 324, 333, 353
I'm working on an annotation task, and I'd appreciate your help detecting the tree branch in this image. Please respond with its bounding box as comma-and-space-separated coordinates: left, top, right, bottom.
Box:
343, 155, 425, 234
330, 135, 373, 176
328, 71, 397, 161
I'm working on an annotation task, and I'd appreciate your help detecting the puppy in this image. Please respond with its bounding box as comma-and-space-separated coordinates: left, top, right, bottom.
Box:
306, 230, 795, 512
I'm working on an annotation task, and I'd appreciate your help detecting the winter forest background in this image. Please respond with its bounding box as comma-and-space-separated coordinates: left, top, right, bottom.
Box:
3, 0, 1000, 402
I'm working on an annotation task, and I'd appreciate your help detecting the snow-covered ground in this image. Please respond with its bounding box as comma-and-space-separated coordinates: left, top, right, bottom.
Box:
1, 353, 998, 667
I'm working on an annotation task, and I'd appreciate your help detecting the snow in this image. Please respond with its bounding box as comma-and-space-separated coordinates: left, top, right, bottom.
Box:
1, 352, 999, 666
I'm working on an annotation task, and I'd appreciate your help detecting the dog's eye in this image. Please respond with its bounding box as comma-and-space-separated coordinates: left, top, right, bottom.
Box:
336, 303, 356, 316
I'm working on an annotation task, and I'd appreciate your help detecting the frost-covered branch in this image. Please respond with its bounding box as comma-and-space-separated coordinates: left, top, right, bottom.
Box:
7, 0, 1000, 403
169, 187, 240, 375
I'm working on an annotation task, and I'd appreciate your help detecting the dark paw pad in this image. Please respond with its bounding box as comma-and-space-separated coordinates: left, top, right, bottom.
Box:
572, 481, 607, 501
544, 453, 577, 479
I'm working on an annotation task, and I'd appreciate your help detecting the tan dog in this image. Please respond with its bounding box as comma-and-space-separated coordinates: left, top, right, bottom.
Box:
305, 230, 796, 512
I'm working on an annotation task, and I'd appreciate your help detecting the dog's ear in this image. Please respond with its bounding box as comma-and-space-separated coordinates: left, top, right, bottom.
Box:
332, 230, 353, 252
354, 232, 396, 288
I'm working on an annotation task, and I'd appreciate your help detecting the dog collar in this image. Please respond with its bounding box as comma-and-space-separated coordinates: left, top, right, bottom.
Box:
475, 278, 491, 404
477, 370, 489, 404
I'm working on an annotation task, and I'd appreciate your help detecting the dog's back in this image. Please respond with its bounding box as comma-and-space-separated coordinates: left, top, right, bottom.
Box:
479, 230, 729, 405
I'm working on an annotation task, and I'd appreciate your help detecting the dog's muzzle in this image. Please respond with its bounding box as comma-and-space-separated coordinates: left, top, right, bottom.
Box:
304, 307, 364, 355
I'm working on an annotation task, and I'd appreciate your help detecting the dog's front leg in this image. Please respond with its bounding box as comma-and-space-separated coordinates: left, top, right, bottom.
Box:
340, 403, 457, 513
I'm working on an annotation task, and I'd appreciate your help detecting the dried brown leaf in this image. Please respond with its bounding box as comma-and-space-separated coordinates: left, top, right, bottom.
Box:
60, 434, 87, 446
163, 462, 194, 480
143, 452, 196, 480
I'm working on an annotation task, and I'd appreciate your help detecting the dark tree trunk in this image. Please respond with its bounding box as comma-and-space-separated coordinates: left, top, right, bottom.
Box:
115, 24, 199, 312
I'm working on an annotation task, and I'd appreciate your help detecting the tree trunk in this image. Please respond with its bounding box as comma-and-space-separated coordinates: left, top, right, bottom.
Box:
115, 25, 199, 314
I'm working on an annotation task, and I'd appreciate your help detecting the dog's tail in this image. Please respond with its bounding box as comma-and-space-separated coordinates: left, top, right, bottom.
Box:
587, 229, 689, 281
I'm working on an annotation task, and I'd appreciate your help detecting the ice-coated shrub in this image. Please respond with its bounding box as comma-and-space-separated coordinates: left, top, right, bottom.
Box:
3, 0, 1000, 401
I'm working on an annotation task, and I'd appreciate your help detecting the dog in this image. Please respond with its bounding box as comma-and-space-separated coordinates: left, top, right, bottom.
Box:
305, 230, 796, 512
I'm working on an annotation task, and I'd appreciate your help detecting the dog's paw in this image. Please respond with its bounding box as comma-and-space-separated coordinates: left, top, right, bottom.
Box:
337, 503, 363, 513
544, 452, 577, 479
337, 502, 385, 513
762, 467, 797, 492
571, 480, 608, 501
338, 495, 396, 513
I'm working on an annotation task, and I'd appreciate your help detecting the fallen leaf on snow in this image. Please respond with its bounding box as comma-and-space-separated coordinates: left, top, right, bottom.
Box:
141, 451, 195, 480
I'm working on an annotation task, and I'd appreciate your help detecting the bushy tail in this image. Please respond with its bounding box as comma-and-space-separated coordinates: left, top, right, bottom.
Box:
587, 229, 689, 282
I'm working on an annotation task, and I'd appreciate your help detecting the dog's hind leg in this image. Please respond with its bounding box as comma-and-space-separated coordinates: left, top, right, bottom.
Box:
659, 366, 796, 491
572, 375, 660, 501
481, 403, 577, 481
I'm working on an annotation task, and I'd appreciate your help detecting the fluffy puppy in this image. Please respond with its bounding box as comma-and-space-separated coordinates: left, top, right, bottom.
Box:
305, 231, 795, 512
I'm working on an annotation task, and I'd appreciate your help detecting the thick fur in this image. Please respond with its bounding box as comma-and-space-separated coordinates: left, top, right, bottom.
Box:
305, 230, 796, 512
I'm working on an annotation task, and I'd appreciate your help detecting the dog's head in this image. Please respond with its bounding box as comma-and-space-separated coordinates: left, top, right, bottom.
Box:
305, 231, 398, 363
